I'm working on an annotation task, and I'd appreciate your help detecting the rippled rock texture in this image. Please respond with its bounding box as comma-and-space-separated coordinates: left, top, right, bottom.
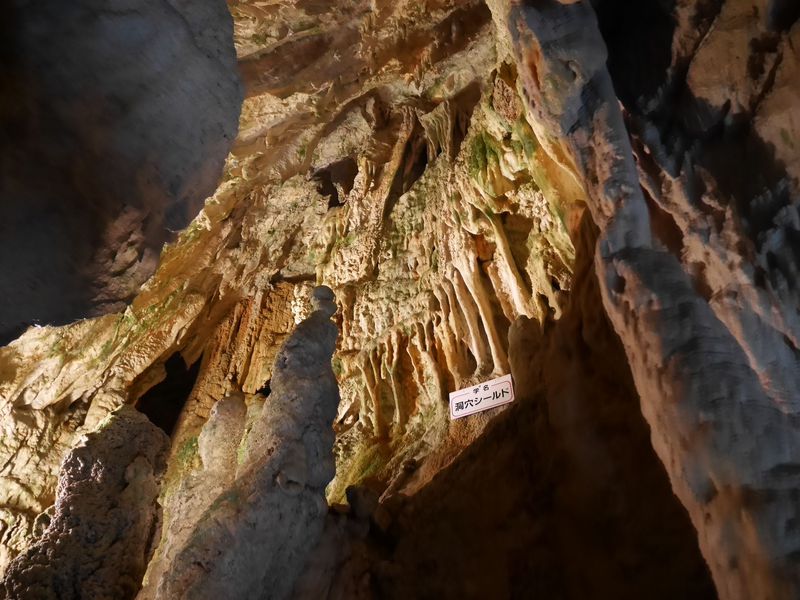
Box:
1, 0, 799, 598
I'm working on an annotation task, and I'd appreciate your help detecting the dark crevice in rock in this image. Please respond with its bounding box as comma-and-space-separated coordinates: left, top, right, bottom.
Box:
401, 126, 430, 196
768, 0, 800, 32
136, 353, 202, 436
748, 33, 781, 82
313, 157, 359, 208
256, 379, 271, 398
592, 0, 676, 113
271, 272, 317, 284
690, 106, 792, 244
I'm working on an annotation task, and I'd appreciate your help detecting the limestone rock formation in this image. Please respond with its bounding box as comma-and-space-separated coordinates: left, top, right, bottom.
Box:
1, 0, 800, 598
0, 405, 169, 600
493, 1, 800, 597
0, 0, 243, 344
142, 286, 340, 600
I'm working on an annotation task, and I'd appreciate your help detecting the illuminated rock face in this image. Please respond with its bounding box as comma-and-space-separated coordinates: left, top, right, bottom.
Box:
140, 286, 339, 600
0, 405, 168, 600
0, 0, 799, 598
493, 1, 800, 597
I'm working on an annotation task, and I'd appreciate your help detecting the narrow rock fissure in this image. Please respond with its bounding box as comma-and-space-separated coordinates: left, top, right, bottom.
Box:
136, 353, 202, 436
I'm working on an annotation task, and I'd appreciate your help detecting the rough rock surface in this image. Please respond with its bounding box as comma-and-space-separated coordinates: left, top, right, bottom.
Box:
143, 286, 340, 600
0, 0, 574, 568
0, 405, 169, 600
135, 390, 248, 599
0, 1, 799, 598
0, 0, 242, 344
496, 0, 800, 597
288, 216, 716, 599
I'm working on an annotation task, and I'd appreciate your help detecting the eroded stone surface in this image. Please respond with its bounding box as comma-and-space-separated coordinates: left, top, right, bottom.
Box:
141, 287, 339, 600
497, 0, 800, 597
0, 405, 168, 600
0, 0, 242, 344
1, 1, 799, 598
0, 0, 579, 569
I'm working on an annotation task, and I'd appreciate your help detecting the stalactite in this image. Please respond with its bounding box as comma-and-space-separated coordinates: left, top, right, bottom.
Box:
485, 214, 537, 320
408, 320, 445, 409
381, 331, 407, 433
448, 268, 491, 373
454, 259, 509, 375
418, 101, 454, 161
431, 285, 469, 384
357, 352, 380, 437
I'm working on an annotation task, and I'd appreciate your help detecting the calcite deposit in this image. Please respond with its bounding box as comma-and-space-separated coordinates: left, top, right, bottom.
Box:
1, 405, 168, 600
142, 286, 339, 600
0, 0, 799, 598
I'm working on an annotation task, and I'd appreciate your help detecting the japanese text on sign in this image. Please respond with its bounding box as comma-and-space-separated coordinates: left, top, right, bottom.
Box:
449, 373, 515, 419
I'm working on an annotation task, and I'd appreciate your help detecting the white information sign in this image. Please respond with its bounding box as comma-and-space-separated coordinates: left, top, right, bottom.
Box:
449, 373, 515, 419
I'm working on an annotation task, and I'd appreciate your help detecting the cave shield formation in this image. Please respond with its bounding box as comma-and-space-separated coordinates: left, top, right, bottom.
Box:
0, 0, 799, 599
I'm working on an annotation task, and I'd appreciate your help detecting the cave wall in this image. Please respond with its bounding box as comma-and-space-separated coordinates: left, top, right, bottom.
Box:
0, 0, 799, 598
0, 0, 242, 344
337, 214, 715, 599
494, 0, 800, 596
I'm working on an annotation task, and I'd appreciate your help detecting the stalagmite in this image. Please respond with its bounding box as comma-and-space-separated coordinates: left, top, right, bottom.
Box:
146, 286, 340, 600
1, 406, 169, 600
138, 392, 248, 599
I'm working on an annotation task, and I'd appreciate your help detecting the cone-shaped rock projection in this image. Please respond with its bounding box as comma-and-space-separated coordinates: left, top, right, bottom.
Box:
1, 405, 169, 600
144, 286, 340, 600
1, 1, 800, 599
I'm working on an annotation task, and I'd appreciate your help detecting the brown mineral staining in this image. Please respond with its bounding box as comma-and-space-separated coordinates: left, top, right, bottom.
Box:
492, 76, 521, 123
1, 1, 799, 598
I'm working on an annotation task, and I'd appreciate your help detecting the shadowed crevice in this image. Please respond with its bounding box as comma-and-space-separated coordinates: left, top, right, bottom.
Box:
136, 353, 202, 436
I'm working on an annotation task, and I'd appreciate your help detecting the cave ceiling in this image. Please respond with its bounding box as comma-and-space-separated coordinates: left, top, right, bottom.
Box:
1, 0, 800, 598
